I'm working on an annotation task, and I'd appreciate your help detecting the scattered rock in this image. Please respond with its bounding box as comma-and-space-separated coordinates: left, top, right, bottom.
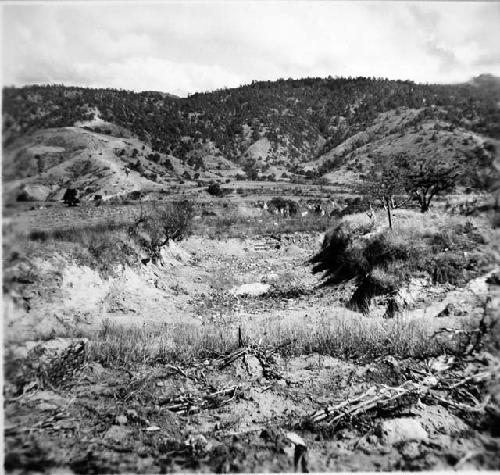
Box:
230, 283, 271, 297
376, 418, 428, 445
116, 415, 128, 425
422, 376, 439, 388
428, 355, 455, 373
104, 425, 131, 442
143, 426, 160, 432
88, 362, 106, 377
261, 273, 279, 284
397, 440, 423, 459
37, 402, 59, 411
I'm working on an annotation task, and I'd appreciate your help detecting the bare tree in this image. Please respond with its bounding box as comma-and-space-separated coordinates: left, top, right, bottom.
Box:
360, 155, 406, 228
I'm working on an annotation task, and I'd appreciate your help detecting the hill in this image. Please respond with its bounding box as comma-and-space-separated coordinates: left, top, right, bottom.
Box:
3, 76, 500, 200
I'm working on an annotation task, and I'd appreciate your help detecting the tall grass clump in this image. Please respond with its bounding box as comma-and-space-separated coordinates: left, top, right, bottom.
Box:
311, 209, 493, 314
88, 320, 236, 366
87, 310, 474, 368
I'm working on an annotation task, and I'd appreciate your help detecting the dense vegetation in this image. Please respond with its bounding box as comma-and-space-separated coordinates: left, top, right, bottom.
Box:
4, 75, 500, 173
310, 210, 493, 316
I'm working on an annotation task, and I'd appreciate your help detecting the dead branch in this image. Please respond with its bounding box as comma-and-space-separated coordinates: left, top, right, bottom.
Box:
159, 384, 246, 413
304, 352, 500, 429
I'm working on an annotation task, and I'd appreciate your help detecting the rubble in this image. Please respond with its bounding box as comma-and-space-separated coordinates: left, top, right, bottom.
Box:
376, 419, 428, 444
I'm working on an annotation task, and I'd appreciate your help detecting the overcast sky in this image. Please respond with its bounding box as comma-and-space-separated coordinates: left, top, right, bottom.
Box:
2, 1, 499, 97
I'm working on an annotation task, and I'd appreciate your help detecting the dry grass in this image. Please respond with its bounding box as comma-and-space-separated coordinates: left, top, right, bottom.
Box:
87, 310, 473, 367
312, 209, 493, 311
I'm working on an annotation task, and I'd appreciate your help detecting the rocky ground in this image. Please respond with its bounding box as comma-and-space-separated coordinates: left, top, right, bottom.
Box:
3, 216, 500, 473
4, 330, 500, 473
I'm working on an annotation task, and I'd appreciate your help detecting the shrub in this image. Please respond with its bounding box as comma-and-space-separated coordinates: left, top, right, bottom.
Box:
80, 231, 137, 276
311, 210, 493, 315
267, 197, 298, 215
207, 183, 221, 196
130, 200, 194, 263
62, 188, 80, 206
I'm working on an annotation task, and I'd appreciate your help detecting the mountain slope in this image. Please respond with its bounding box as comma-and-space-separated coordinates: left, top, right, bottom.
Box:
3, 75, 500, 198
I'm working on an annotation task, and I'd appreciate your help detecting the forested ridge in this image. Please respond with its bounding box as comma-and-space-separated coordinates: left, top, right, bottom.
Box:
4, 75, 500, 168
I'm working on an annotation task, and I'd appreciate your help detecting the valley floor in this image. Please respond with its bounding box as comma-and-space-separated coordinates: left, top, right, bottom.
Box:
3, 206, 500, 473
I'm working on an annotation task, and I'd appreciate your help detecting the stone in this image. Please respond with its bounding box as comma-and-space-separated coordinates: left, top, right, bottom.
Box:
38, 402, 59, 411
104, 425, 131, 442
116, 415, 128, 425
88, 362, 106, 377
230, 283, 271, 297
376, 418, 428, 445
398, 440, 422, 458
261, 273, 279, 284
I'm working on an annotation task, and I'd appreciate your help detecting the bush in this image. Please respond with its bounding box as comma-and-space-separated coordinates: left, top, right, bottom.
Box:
62, 188, 80, 206
207, 183, 221, 196
130, 200, 194, 264
267, 197, 298, 215
311, 210, 493, 315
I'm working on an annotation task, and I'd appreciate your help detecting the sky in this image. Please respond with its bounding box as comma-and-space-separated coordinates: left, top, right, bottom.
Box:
2, 1, 500, 97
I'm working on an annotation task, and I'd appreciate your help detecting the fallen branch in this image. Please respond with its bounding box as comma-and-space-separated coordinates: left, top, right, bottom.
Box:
304, 353, 500, 429
159, 384, 246, 414
305, 381, 428, 426
429, 393, 492, 414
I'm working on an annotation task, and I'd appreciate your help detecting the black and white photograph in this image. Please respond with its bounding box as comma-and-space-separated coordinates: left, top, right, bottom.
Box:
2, 0, 500, 472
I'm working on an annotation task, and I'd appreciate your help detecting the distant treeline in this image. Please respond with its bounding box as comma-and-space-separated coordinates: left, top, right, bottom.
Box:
4, 76, 500, 166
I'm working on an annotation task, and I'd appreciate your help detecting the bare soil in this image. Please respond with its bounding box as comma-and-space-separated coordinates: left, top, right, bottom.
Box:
3, 209, 500, 473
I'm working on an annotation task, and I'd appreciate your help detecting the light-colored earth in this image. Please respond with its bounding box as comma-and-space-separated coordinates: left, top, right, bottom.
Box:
3, 206, 500, 473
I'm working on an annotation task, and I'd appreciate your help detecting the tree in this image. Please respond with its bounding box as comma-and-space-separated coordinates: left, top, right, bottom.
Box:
63, 188, 80, 206
131, 200, 194, 264
401, 155, 460, 213
360, 155, 406, 228
207, 183, 221, 196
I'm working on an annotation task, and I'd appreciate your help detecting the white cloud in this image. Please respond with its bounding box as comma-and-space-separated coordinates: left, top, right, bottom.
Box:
2, 2, 499, 96
74, 57, 245, 95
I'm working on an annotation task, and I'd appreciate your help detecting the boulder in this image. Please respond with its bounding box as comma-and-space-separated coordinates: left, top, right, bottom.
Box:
376, 418, 428, 445
231, 283, 271, 297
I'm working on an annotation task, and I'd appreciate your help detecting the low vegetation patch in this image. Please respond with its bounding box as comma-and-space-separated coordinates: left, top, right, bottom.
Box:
24, 200, 195, 275
88, 310, 474, 367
